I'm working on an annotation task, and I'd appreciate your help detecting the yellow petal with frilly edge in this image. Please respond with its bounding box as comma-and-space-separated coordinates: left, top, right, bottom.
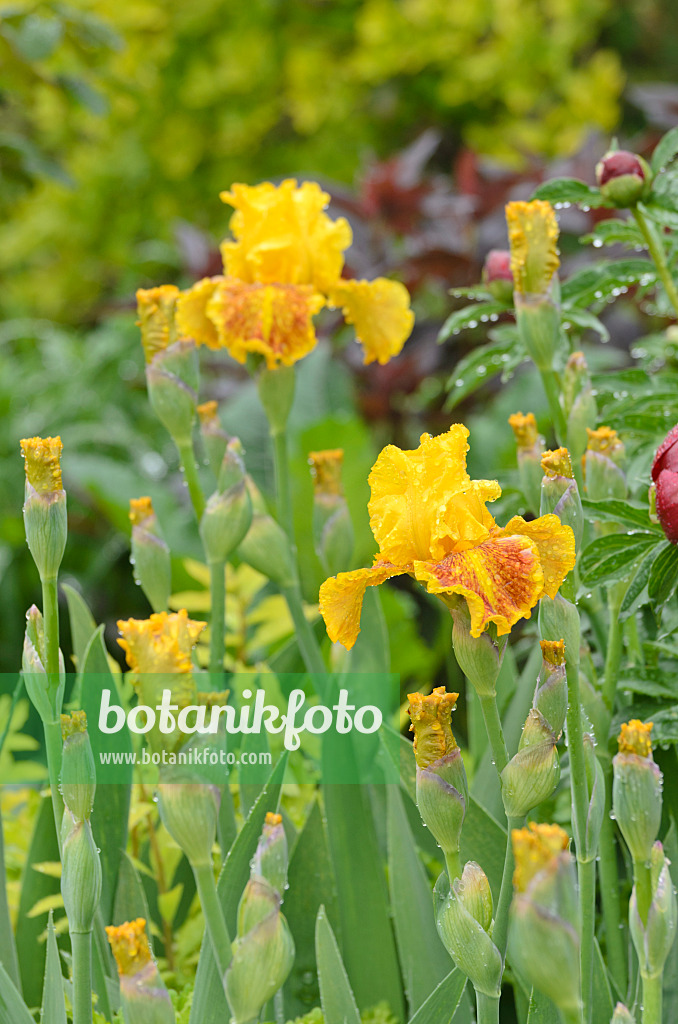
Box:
367, 426, 501, 565
205, 279, 325, 368
117, 610, 205, 675
414, 533, 545, 637
506, 200, 559, 296
327, 278, 414, 365
220, 179, 352, 292
501, 515, 576, 598
319, 562, 409, 650
176, 277, 222, 349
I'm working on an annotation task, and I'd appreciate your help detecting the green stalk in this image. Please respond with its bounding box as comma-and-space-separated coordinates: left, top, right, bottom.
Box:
598, 802, 627, 994
42, 576, 60, 682
272, 428, 293, 542
625, 613, 644, 667
539, 367, 567, 444
177, 438, 206, 521
602, 590, 624, 713
641, 972, 662, 1024
578, 857, 596, 1024
478, 693, 510, 774
632, 208, 678, 317
633, 857, 653, 927
492, 815, 522, 960
444, 849, 462, 883
193, 862, 232, 980
476, 991, 500, 1024
44, 718, 65, 844
41, 576, 65, 839
71, 930, 93, 1024
280, 582, 327, 680
560, 1008, 585, 1024
209, 560, 226, 676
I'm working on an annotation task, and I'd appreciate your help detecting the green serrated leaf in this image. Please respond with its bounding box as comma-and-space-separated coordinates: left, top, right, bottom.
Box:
561, 259, 656, 307
445, 335, 525, 411
315, 907, 361, 1024
619, 544, 663, 619
532, 178, 606, 208
561, 307, 609, 341
579, 533, 659, 587
580, 498, 659, 532
438, 302, 508, 343
648, 540, 678, 614
41, 912, 66, 1024
580, 217, 644, 250
651, 127, 678, 175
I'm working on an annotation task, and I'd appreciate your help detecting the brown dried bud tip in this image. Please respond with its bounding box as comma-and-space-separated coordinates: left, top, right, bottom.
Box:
508, 412, 538, 448
129, 496, 155, 527
542, 447, 573, 479
407, 687, 459, 768
512, 822, 569, 892
106, 919, 153, 978
309, 449, 344, 497
596, 151, 645, 187
61, 710, 88, 741
20, 436, 63, 493
618, 719, 653, 758
540, 639, 566, 666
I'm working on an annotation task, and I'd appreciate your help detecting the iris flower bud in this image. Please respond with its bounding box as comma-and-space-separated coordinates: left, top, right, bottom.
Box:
61, 817, 102, 934
237, 492, 295, 589
107, 918, 176, 1024
613, 720, 662, 865
251, 812, 288, 896
22, 604, 65, 721
450, 602, 506, 697
60, 711, 96, 823
506, 200, 561, 371
20, 436, 67, 582
408, 688, 467, 878
308, 449, 354, 577
197, 400, 230, 477
583, 427, 627, 502
651, 422, 678, 544
611, 1004, 635, 1024
629, 842, 677, 981
562, 352, 597, 467
157, 780, 220, 868
595, 150, 652, 208
508, 412, 545, 514
508, 823, 581, 1016
541, 448, 583, 555
501, 709, 560, 818
200, 439, 253, 565
539, 593, 580, 662
535, 639, 567, 738
129, 498, 172, 613
482, 249, 514, 304
434, 862, 502, 998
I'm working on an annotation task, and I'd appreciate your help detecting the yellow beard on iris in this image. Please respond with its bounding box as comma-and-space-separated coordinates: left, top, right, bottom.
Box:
319, 425, 576, 649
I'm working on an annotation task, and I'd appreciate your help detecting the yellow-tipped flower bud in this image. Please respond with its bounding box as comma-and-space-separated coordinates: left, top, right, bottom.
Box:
506, 200, 561, 371
107, 918, 175, 1024
251, 812, 288, 896
61, 711, 96, 822
629, 842, 677, 981
200, 439, 253, 565
61, 818, 102, 934
508, 412, 545, 514
583, 426, 627, 502
20, 436, 67, 581
562, 352, 597, 466
145, 340, 199, 449
541, 447, 583, 553
408, 688, 467, 878
136, 286, 180, 363
509, 823, 581, 1016
157, 781, 220, 868
501, 709, 560, 818
197, 400, 230, 477
613, 720, 662, 864
535, 639, 567, 737
434, 862, 502, 998
129, 497, 172, 613
309, 449, 354, 576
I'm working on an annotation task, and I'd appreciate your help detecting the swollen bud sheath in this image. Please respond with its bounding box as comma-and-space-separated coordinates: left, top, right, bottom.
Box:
129, 498, 171, 613
20, 436, 67, 581
200, 439, 253, 564
629, 842, 677, 980
508, 412, 545, 514
237, 487, 295, 588
562, 352, 597, 467
613, 720, 662, 864
309, 449, 354, 577
157, 780, 220, 868
107, 919, 176, 1024
450, 602, 505, 697
434, 862, 502, 998
61, 818, 102, 934
584, 427, 627, 503
60, 711, 96, 823
540, 448, 583, 554
197, 400, 230, 478
501, 709, 559, 818
22, 604, 65, 721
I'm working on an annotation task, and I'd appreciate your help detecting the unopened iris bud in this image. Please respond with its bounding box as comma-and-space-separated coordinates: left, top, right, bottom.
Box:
541, 448, 583, 554
563, 352, 597, 466
20, 436, 67, 581
129, 498, 171, 613
595, 150, 652, 208
506, 200, 561, 370
434, 862, 502, 998
22, 604, 65, 720
145, 341, 199, 449
584, 427, 627, 502
579, 731, 606, 861
408, 688, 467, 878
450, 602, 505, 697
308, 449, 354, 576
535, 639, 567, 737
61, 818, 102, 933
508, 412, 545, 513
611, 1003, 636, 1024
157, 781, 220, 868
60, 711, 96, 822
200, 439, 253, 564
257, 363, 296, 434
482, 249, 514, 303
651, 422, 678, 544
630, 842, 677, 981
197, 400, 230, 477
251, 812, 288, 896
508, 823, 581, 1016
237, 508, 295, 588
539, 593, 580, 661
613, 720, 662, 864
137, 285, 181, 363
107, 918, 175, 1024
501, 709, 559, 818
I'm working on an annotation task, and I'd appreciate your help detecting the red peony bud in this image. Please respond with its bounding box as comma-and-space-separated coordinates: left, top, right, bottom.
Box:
482, 249, 513, 302
652, 424, 678, 543
595, 150, 651, 208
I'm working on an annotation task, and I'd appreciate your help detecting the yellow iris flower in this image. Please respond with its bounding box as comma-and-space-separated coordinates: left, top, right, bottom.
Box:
319, 425, 575, 649
176, 179, 414, 368
506, 200, 560, 295
117, 609, 205, 676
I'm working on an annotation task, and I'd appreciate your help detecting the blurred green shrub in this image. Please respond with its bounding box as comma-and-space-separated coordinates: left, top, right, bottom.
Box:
1, 0, 623, 321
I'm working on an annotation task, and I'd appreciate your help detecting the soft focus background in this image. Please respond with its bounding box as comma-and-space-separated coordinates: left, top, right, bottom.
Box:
2, 0, 678, 681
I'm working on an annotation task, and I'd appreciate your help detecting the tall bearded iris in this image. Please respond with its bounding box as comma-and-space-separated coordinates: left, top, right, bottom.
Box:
319, 425, 575, 649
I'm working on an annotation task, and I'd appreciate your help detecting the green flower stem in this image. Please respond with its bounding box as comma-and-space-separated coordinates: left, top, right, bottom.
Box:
209, 560, 226, 675
641, 972, 662, 1024
41, 575, 65, 840
280, 582, 327, 680
444, 849, 462, 883
272, 427, 294, 542
565, 655, 595, 1024
560, 1008, 585, 1024
598, 801, 627, 994
71, 930, 93, 1024
478, 693, 510, 774
42, 576, 60, 682
602, 589, 624, 713
625, 613, 644, 667
633, 857, 653, 927
44, 718, 65, 845
476, 991, 500, 1024
492, 815, 522, 961
539, 367, 567, 444
632, 208, 678, 318
193, 862, 232, 980
177, 438, 206, 522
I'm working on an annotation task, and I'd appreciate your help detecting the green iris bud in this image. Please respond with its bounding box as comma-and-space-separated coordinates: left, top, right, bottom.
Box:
60, 711, 96, 823
197, 400, 230, 478
535, 639, 567, 738
450, 603, 506, 697
508, 412, 545, 514
107, 918, 176, 1024
434, 862, 502, 998
61, 818, 102, 934
540, 448, 583, 555
251, 812, 288, 896
146, 341, 199, 448
562, 352, 597, 468
20, 436, 67, 582
200, 439, 253, 564
501, 709, 560, 818
129, 497, 171, 613
157, 780, 220, 868
237, 487, 295, 589
22, 604, 66, 722
630, 843, 677, 980
539, 593, 580, 665
583, 427, 627, 503
613, 720, 662, 864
